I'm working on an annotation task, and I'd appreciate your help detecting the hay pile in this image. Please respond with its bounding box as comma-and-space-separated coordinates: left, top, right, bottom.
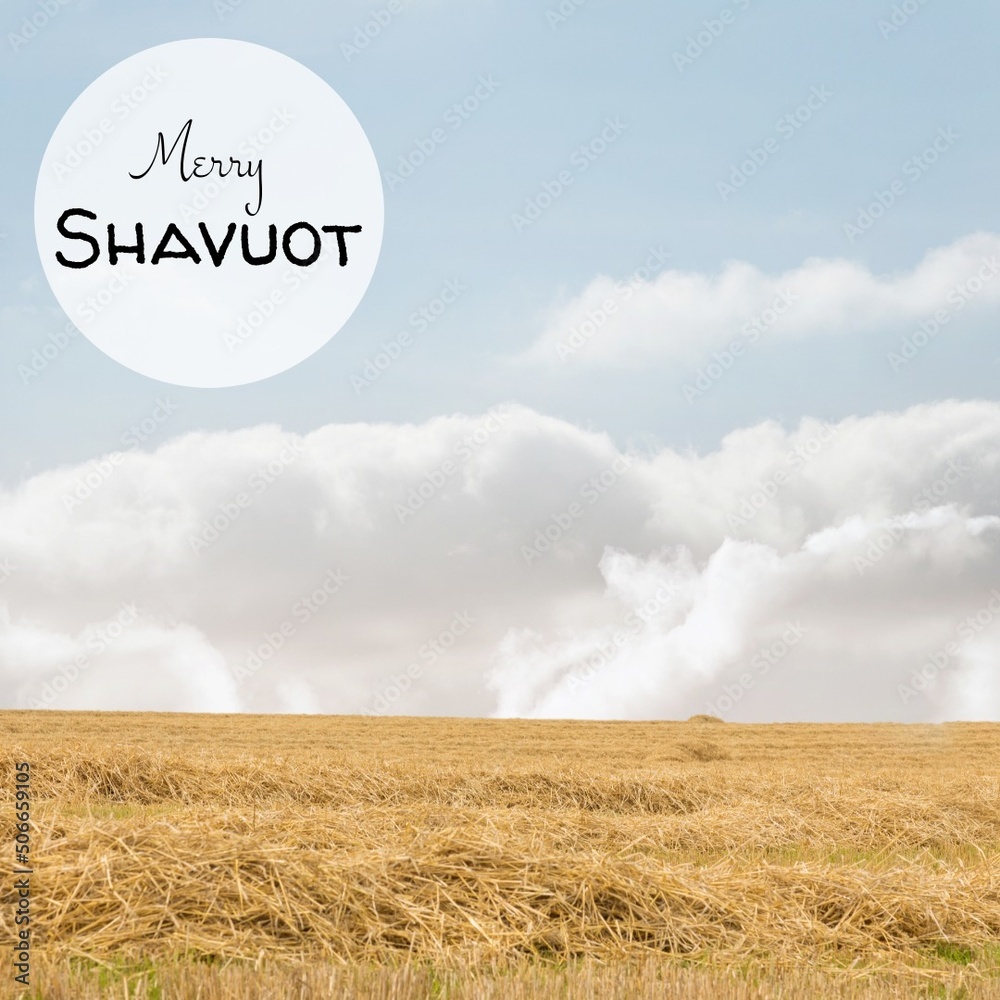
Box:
28, 812, 1000, 963
0, 712, 998, 993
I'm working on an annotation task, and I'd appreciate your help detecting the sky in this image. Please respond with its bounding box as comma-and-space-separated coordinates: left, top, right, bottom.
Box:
1, 0, 999, 720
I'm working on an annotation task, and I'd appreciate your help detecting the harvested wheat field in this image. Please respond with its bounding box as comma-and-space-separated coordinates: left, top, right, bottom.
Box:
1, 712, 999, 998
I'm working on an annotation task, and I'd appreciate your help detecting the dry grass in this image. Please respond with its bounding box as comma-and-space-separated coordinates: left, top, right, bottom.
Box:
0, 713, 998, 998
19, 959, 1000, 999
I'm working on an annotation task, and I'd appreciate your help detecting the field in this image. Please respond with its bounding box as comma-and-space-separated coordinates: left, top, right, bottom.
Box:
1, 712, 999, 998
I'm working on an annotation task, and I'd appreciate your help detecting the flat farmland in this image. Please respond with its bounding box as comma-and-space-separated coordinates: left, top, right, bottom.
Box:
1, 712, 998, 998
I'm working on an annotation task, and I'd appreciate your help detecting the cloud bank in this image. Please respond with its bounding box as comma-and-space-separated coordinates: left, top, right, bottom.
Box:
519, 232, 1000, 366
1, 400, 999, 720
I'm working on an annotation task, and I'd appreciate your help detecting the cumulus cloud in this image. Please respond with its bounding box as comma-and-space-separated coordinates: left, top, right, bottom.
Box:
491, 511, 1000, 721
1, 400, 999, 720
518, 231, 1000, 366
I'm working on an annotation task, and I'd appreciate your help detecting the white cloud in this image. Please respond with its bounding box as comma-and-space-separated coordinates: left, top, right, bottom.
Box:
0, 400, 998, 720
491, 511, 1000, 721
518, 232, 1000, 366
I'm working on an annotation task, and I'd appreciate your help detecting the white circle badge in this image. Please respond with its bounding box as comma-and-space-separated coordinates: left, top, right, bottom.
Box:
35, 39, 384, 387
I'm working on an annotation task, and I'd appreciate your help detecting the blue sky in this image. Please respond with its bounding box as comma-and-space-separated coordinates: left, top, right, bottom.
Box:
2, 0, 999, 481
3, 1, 1000, 720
